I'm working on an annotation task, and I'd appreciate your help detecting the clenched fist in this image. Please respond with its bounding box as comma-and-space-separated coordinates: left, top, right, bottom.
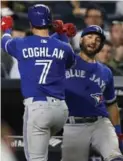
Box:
52, 20, 65, 34
1, 16, 13, 32
63, 23, 77, 37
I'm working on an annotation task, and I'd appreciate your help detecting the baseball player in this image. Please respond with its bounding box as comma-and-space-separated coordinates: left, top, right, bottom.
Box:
1, 4, 76, 161
54, 25, 123, 161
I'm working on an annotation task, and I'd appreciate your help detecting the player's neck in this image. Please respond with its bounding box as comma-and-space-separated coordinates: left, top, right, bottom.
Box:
32, 28, 49, 37
80, 52, 96, 63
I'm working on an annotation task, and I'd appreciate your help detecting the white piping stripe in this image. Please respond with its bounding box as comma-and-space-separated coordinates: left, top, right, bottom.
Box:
105, 96, 117, 103
2, 33, 12, 38
5, 39, 12, 53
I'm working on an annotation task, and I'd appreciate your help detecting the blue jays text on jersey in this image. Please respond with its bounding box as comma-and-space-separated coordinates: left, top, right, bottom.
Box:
1, 30, 75, 100
65, 55, 116, 117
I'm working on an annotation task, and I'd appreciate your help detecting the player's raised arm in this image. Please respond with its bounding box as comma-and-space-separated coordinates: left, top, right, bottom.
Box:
64, 43, 76, 69
1, 16, 17, 58
51, 20, 76, 69
51, 20, 68, 43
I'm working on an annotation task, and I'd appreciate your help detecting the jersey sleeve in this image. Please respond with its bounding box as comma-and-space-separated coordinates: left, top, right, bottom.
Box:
104, 69, 117, 105
51, 33, 69, 43
1, 30, 17, 58
64, 44, 76, 69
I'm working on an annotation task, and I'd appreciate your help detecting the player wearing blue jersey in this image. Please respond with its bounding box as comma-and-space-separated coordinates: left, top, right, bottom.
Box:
59, 25, 123, 161
1, 4, 76, 161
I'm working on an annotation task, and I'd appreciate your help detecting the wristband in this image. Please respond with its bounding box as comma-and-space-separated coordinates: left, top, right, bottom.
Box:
115, 125, 121, 134
5, 29, 12, 34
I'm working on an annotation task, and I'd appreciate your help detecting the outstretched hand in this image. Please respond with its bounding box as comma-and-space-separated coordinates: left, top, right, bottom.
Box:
1, 16, 13, 32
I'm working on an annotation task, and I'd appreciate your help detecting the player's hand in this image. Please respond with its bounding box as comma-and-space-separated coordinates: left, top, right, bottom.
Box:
52, 20, 65, 34
1, 16, 13, 32
52, 20, 77, 37
117, 134, 123, 153
63, 23, 77, 37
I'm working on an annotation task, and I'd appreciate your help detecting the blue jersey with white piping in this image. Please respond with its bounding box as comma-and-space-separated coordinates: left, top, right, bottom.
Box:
65, 55, 116, 117
1, 30, 75, 99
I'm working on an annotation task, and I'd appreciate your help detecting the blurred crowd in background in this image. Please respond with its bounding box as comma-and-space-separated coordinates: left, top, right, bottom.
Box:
1, 1, 123, 78
1, 1, 123, 160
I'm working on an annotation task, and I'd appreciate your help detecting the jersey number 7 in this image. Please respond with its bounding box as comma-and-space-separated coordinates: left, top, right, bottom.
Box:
35, 60, 53, 84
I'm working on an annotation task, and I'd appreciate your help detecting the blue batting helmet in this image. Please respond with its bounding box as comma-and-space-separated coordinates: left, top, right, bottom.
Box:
28, 4, 52, 28
81, 25, 105, 41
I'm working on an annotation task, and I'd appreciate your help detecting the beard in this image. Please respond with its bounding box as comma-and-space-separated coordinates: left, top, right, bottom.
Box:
80, 40, 101, 58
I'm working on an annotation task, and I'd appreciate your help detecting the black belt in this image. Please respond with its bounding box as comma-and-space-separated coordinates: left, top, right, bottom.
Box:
67, 116, 101, 124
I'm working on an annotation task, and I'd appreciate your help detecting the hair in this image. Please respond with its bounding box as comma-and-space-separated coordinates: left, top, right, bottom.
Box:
32, 24, 52, 29
104, 40, 112, 47
25, 30, 33, 36
84, 3, 106, 20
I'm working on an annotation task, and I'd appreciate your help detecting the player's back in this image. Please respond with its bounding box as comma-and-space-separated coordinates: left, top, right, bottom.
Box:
12, 35, 74, 100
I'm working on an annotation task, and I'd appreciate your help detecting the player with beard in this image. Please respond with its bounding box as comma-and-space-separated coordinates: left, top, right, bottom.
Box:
59, 25, 123, 161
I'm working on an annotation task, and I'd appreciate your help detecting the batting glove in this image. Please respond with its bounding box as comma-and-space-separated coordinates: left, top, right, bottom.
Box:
63, 23, 77, 37
1, 16, 13, 32
52, 20, 65, 34
52, 20, 77, 38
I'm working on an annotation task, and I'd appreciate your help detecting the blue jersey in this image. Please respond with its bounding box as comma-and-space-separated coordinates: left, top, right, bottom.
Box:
1, 31, 75, 100
65, 55, 116, 117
